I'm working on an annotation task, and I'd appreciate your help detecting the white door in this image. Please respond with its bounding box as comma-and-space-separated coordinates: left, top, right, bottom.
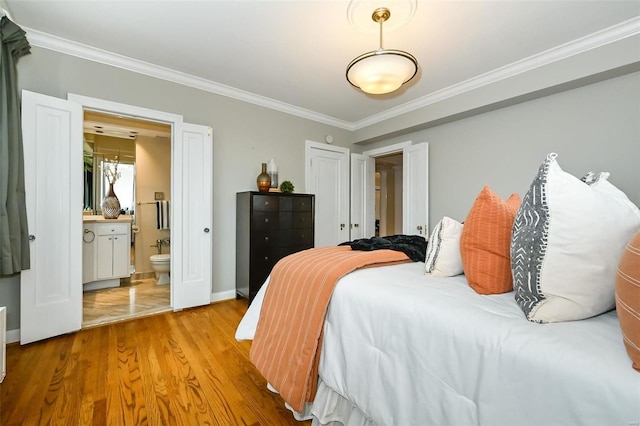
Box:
20, 90, 83, 344
350, 153, 374, 239
305, 141, 350, 247
403, 142, 429, 237
172, 123, 213, 309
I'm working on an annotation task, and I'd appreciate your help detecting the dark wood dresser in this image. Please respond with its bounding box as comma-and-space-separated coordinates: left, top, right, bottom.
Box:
236, 191, 315, 304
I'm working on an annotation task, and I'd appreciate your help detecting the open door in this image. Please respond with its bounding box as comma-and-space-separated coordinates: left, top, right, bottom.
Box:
21, 91, 213, 344
172, 123, 213, 309
350, 153, 374, 239
20, 90, 83, 344
403, 142, 429, 237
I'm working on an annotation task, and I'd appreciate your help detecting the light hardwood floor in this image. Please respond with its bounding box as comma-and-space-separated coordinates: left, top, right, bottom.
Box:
1, 300, 312, 426
83, 278, 171, 327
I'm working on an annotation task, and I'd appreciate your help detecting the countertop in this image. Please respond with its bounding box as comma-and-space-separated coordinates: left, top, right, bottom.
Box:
82, 215, 133, 223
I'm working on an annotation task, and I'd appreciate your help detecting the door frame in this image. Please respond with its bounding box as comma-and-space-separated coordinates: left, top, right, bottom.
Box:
363, 141, 412, 235
67, 94, 184, 309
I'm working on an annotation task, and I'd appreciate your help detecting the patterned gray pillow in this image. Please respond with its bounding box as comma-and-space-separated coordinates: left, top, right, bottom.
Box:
511, 153, 640, 323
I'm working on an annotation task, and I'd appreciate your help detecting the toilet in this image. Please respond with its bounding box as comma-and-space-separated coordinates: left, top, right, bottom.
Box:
150, 254, 170, 285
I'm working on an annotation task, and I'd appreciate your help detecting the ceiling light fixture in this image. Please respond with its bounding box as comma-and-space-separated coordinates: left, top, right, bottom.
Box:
346, 6, 418, 95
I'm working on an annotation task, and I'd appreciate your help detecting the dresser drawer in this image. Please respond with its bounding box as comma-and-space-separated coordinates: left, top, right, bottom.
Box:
293, 197, 312, 212
253, 195, 279, 211
96, 223, 129, 235
250, 246, 279, 274
252, 212, 280, 230
251, 230, 285, 249
281, 228, 313, 247
278, 211, 313, 229
279, 196, 313, 212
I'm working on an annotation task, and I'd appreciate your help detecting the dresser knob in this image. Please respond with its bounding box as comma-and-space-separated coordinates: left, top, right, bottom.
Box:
264, 256, 269, 261
265, 201, 269, 206
264, 236, 269, 241
264, 218, 269, 223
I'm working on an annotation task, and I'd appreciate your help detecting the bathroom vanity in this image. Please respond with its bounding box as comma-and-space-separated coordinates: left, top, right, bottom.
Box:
82, 215, 132, 291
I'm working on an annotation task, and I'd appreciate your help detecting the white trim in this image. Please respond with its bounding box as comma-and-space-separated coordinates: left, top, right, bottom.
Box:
22, 17, 640, 130
6, 329, 19, 344
210, 290, 236, 303
26, 27, 351, 130
352, 17, 640, 130
363, 141, 412, 158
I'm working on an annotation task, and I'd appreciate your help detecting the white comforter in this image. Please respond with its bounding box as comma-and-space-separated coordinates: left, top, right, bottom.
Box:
237, 262, 640, 426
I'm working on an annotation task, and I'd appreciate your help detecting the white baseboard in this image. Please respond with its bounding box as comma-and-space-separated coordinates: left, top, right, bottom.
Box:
6, 329, 19, 344
211, 290, 236, 303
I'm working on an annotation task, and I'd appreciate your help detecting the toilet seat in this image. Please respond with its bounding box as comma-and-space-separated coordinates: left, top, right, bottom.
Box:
150, 254, 170, 263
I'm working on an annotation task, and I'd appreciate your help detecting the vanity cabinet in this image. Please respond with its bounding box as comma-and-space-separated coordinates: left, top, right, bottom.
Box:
236, 191, 315, 304
82, 218, 131, 288
96, 223, 130, 280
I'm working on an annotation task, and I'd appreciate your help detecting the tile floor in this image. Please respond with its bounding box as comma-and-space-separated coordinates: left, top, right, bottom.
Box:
82, 277, 171, 327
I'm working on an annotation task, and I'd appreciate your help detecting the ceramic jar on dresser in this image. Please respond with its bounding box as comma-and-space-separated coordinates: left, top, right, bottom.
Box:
236, 191, 315, 304
82, 215, 132, 291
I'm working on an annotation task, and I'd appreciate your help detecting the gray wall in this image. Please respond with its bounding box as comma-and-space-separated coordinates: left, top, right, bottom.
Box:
1, 47, 638, 334
357, 71, 640, 229
0, 46, 352, 332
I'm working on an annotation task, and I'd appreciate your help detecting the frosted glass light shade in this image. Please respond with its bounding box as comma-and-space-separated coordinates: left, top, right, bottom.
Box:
346, 49, 418, 94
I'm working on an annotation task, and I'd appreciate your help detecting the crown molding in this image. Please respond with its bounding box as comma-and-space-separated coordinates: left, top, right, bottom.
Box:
23, 26, 353, 130
352, 16, 640, 130
24, 16, 639, 133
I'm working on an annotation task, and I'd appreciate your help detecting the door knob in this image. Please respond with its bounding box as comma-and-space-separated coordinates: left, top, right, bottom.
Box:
204, 228, 210, 233
340, 223, 345, 230
29, 234, 35, 242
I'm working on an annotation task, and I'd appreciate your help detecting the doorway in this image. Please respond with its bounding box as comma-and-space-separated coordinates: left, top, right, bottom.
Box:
81, 110, 172, 327
375, 153, 403, 237
21, 90, 213, 344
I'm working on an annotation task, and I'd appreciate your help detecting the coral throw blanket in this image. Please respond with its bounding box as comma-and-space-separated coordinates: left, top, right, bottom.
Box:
250, 245, 411, 412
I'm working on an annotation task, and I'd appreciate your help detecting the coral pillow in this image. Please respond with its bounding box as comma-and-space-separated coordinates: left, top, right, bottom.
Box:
460, 186, 521, 294
616, 230, 640, 372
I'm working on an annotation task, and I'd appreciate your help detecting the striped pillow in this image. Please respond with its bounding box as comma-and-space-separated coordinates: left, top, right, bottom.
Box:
616, 231, 640, 372
460, 186, 521, 294
425, 216, 464, 277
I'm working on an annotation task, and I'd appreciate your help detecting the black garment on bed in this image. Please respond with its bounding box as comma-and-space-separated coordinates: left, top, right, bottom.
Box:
339, 234, 427, 263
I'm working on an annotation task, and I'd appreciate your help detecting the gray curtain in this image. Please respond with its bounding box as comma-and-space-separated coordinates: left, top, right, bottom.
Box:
0, 16, 31, 275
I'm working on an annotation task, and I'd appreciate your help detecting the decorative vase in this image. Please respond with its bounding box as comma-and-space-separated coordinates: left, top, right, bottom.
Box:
257, 163, 271, 193
267, 158, 278, 188
102, 183, 121, 219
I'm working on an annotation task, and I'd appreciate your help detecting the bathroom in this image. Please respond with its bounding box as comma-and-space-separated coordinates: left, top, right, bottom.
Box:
82, 110, 172, 326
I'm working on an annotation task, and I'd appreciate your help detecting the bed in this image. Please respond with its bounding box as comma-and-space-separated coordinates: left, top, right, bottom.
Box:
237, 261, 640, 425
236, 153, 640, 425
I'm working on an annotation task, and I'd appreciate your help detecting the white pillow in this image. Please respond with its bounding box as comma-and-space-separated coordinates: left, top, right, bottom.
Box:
511, 153, 640, 323
425, 216, 464, 277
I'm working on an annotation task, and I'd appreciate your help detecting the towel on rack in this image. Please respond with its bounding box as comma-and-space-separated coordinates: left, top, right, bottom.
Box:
156, 201, 170, 230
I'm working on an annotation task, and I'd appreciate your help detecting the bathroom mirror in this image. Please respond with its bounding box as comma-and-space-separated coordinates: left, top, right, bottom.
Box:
83, 110, 137, 215
83, 136, 136, 215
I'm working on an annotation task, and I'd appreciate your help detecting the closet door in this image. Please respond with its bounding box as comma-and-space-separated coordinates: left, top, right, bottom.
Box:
20, 90, 83, 344
403, 142, 429, 237
305, 141, 350, 247
172, 123, 213, 309
350, 153, 374, 239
